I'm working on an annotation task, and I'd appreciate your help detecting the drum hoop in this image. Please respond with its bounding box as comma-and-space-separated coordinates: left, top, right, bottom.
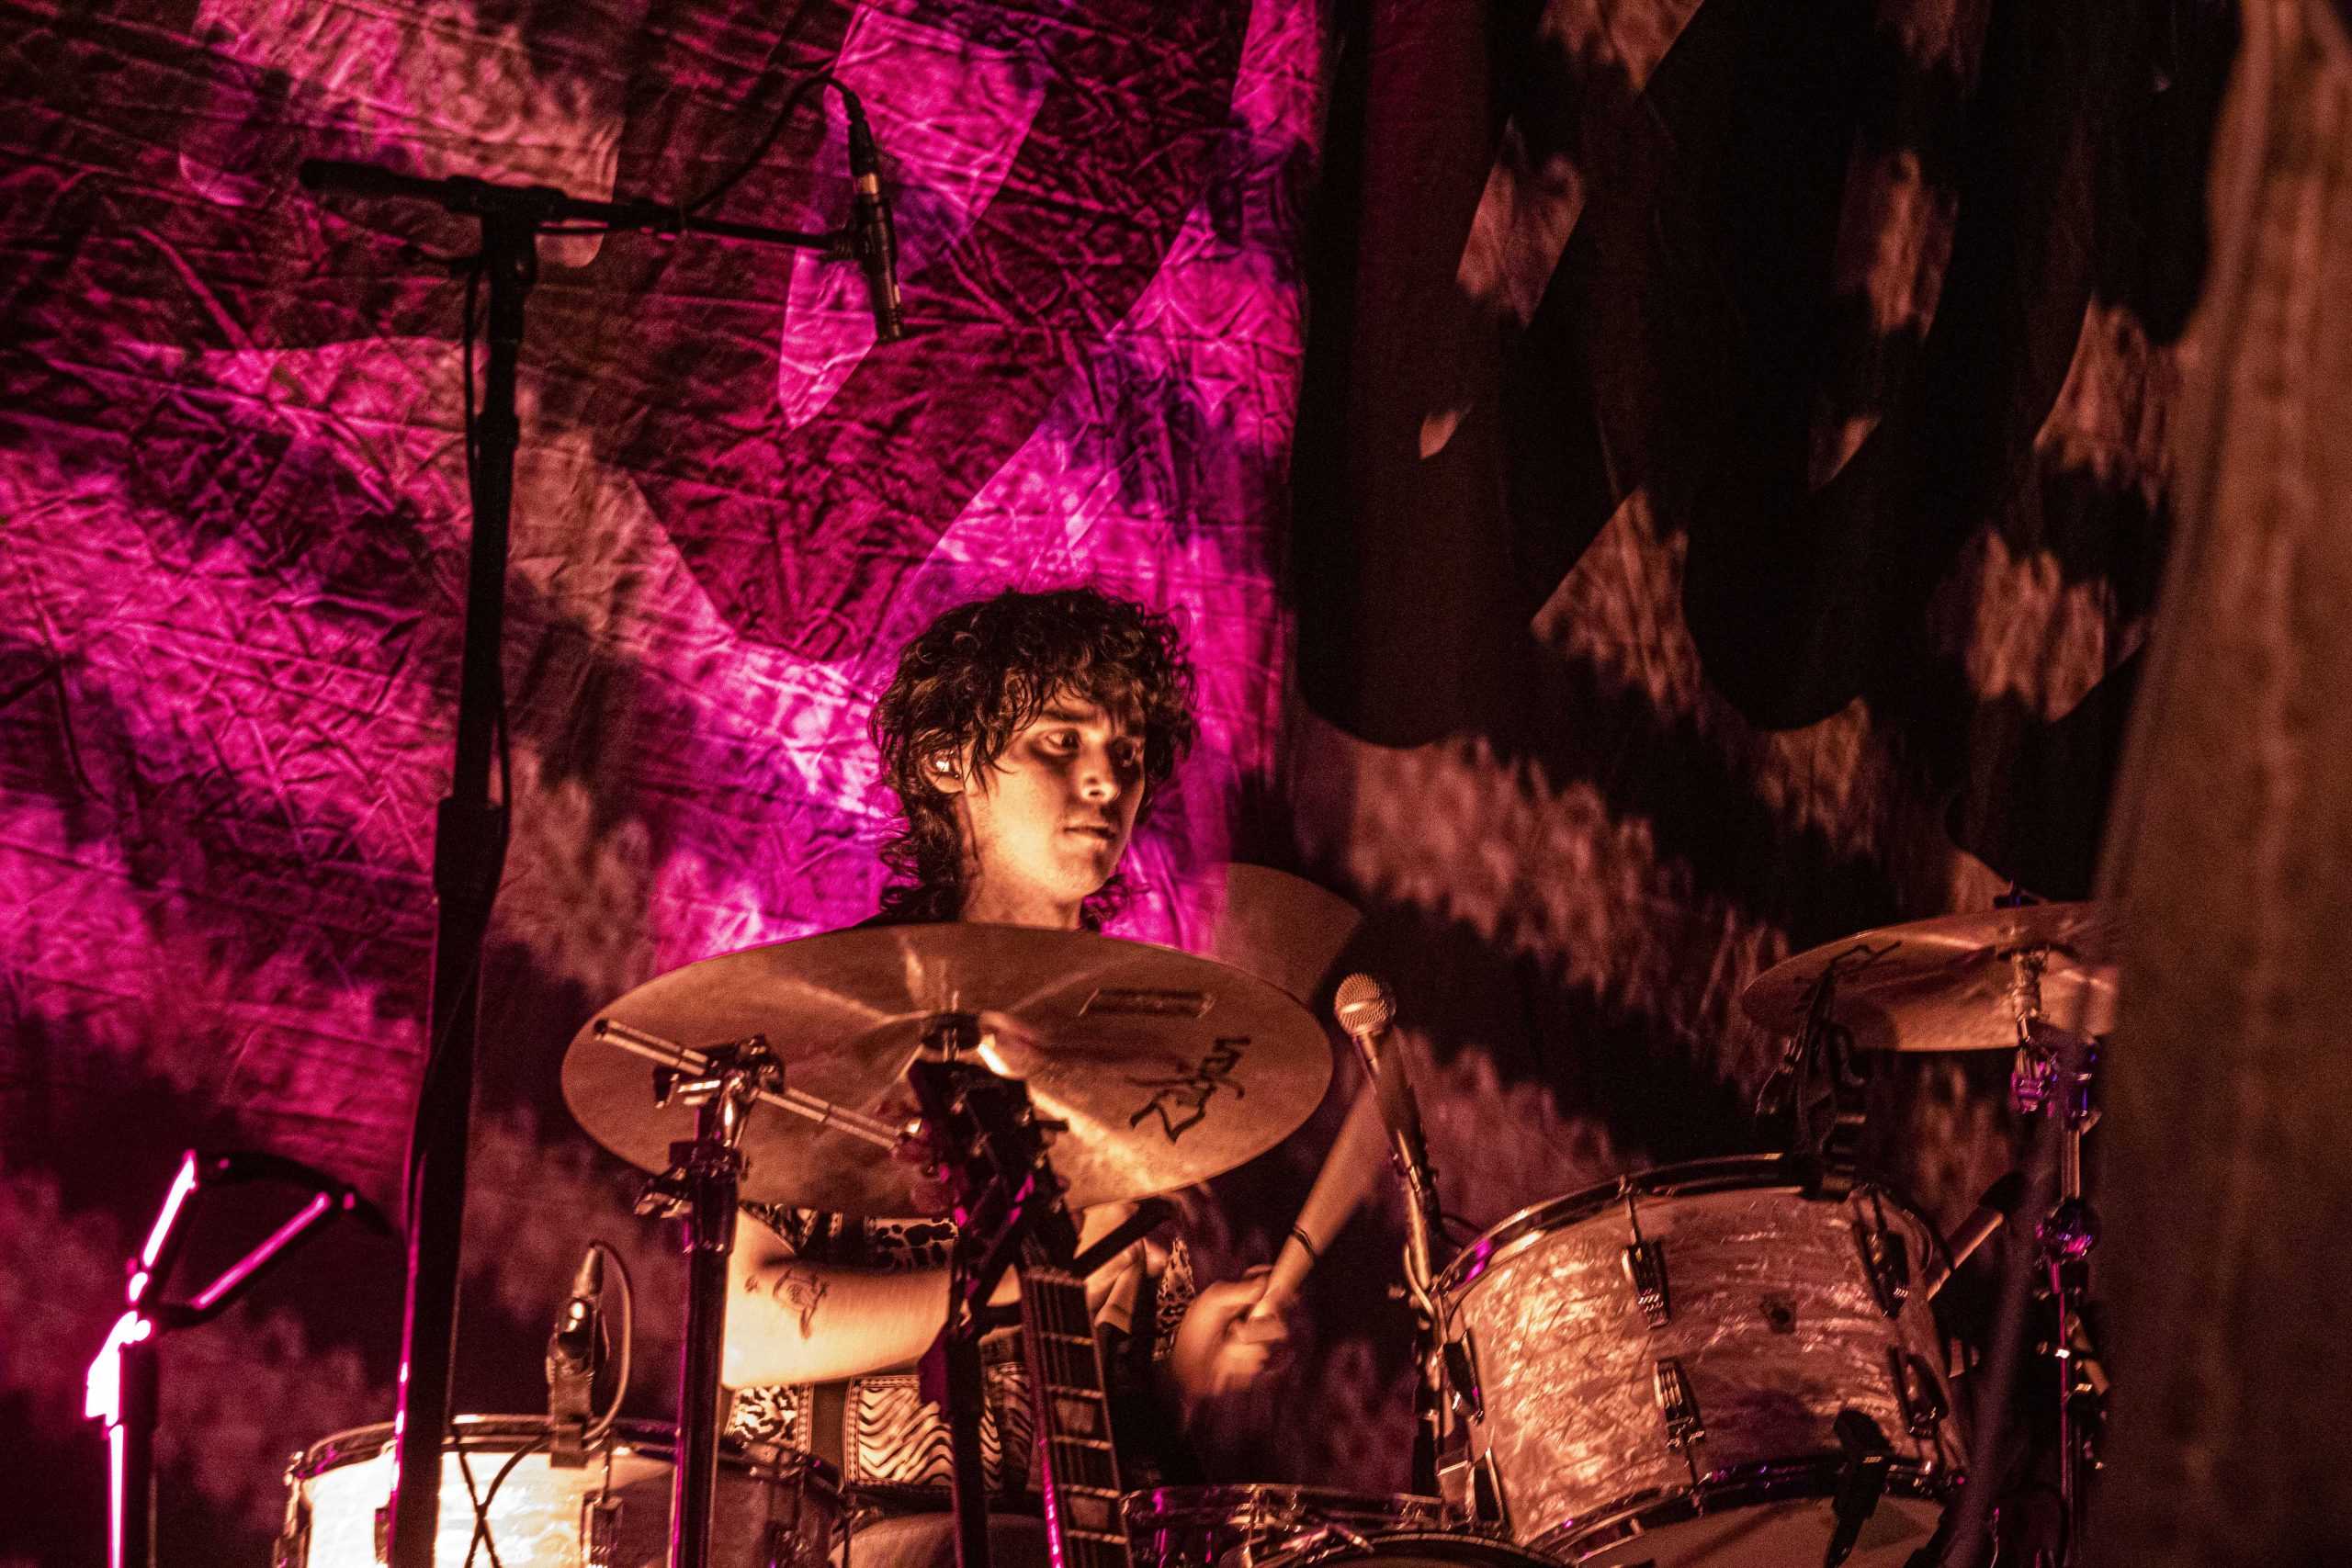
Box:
1123, 1486, 1445, 1525
1264, 1529, 1563, 1568
1433, 1155, 1943, 1300
288, 1414, 841, 1491
1523, 1455, 1961, 1562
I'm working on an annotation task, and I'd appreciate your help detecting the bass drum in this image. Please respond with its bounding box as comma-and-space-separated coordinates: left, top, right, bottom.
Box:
1435, 1156, 1966, 1568
1125, 1488, 1553, 1568
277, 1415, 841, 1568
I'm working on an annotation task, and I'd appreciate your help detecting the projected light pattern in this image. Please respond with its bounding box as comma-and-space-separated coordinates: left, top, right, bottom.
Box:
2, 0, 1316, 1549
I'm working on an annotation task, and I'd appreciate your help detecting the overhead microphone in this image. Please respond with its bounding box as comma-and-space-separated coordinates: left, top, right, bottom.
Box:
546, 1245, 605, 1466
1924, 1169, 2029, 1301
844, 107, 903, 343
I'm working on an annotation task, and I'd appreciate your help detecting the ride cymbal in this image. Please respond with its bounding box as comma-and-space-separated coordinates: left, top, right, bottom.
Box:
1740, 902, 2120, 1052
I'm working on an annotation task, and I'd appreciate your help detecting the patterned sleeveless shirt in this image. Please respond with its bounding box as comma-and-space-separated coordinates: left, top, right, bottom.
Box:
725, 1201, 1197, 1496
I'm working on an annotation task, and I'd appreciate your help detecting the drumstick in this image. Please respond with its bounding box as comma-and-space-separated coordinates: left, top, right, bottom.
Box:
1249, 1080, 1391, 1318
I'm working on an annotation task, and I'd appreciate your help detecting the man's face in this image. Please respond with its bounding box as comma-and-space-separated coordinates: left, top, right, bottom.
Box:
947, 692, 1148, 924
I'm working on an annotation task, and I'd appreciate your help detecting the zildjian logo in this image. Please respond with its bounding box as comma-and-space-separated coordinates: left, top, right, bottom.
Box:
1125, 1038, 1249, 1143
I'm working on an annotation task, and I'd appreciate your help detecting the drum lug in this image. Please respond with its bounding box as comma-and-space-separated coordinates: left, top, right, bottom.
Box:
582, 1494, 625, 1568
1441, 1331, 1485, 1423
1621, 1240, 1671, 1328
1888, 1348, 1949, 1438
1651, 1357, 1704, 1453
1856, 1203, 1912, 1318
1619, 1185, 1671, 1328
1470, 1450, 1510, 1529
372, 1504, 390, 1566
273, 1501, 310, 1568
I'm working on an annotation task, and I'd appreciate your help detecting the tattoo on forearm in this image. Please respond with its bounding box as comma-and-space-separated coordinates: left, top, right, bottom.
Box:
766, 1267, 829, 1337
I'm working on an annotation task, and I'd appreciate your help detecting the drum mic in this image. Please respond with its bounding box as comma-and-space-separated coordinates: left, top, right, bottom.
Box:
1924, 1169, 2028, 1301
1333, 974, 1444, 1310
844, 105, 903, 343
1335, 974, 1435, 1190
546, 1245, 605, 1466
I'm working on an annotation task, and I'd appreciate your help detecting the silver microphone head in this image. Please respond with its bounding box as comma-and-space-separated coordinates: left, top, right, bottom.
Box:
1333, 972, 1393, 1037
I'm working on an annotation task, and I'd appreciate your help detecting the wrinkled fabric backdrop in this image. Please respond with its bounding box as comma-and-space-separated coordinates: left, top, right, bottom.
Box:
0, 1, 2228, 1563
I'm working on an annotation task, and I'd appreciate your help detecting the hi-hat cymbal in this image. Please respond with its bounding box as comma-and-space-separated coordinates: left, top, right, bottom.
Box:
1741, 902, 2120, 1052
562, 922, 1334, 1214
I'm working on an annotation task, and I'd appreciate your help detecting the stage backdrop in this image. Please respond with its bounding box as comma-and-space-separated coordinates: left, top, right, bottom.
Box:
0, 1, 2223, 1562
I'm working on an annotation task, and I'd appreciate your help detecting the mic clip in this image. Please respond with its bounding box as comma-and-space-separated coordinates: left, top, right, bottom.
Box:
546, 1294, 601, 1468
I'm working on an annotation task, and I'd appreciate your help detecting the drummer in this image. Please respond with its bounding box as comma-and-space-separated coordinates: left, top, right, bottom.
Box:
720, 586, 1294, 1567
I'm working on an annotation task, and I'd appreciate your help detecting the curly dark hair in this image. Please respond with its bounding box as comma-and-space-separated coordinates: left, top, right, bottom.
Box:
870, 587, 1199, 926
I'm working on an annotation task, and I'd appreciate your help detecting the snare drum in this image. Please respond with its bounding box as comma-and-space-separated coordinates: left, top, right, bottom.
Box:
1435, 1156, 1964, 1568
1125, 1487, 1549, 1568
276, 1416, 841, 1568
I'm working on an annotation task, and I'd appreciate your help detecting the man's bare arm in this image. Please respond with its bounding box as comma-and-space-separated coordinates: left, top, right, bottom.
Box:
721, 1202, 1149, 1389
721, 1226, 952, 1387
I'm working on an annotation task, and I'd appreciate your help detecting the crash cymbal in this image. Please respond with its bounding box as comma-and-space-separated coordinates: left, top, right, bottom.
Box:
1204, 863, 1363, 1004
1741, 901, 2120, 1051
563, 922, 1334, 1214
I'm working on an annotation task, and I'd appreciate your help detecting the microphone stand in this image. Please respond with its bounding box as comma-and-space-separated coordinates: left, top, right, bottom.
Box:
1337, 995, 1448, 1491
85, 1151, 389, 1568
295, 158, 854, 1568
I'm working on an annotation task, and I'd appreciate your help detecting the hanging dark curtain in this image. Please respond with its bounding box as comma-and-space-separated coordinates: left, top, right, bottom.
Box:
1265, 0, 2234, 1523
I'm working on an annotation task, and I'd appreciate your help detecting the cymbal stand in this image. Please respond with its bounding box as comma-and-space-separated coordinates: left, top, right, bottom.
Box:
2006, 949, 2106, 1568
635, 1039, 785, 1568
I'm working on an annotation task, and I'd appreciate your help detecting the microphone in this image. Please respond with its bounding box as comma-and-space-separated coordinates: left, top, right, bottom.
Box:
546, 1246, 605, 1465
1334, 974, 1432, 1182
844, 110, 903, 343
1333, 973, 1445, 1309
1924, 1170, 2029, 1301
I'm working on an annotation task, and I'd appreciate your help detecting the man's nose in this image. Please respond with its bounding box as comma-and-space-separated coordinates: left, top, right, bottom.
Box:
1076, 747, 1122, 800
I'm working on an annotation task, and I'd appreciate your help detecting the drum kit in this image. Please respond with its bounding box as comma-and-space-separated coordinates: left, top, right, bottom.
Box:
269, 899, 2117, 1568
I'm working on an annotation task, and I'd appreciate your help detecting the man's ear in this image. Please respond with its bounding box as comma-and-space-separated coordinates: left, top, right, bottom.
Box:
925, 753, 967, 795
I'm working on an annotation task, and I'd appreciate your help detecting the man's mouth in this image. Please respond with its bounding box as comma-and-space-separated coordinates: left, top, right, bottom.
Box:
1065, 823, 1117, 842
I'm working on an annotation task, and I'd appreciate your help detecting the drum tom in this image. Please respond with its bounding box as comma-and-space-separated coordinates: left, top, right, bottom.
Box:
276, 1415, 841, 1568
1434, 1156, 1966, 1568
